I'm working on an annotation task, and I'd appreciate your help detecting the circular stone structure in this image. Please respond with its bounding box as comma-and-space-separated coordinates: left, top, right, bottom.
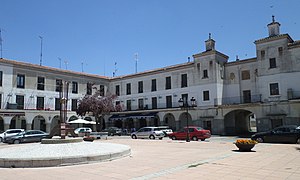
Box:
0, 142, 131, 168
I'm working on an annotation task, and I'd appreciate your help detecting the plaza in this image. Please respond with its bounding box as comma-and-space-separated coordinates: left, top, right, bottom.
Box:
0, 136, 300, 179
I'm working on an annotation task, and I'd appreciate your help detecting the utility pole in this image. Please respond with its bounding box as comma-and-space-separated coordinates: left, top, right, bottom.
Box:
39, 36, 43, 66
0, 28, 3, 59
58, 57, 62, 69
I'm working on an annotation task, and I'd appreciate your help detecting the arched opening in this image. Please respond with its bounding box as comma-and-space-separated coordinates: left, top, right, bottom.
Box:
178, 112, 193, 130
50, 115, 60, 131
148, 116, 160, 127
10, 116, 26, 130
224, 109, 256, 136
138, 118, 147, 129
32, 115, 46, 131
0, 117, 4, 132
163, 113, 176, 131
124, 118, 134, 133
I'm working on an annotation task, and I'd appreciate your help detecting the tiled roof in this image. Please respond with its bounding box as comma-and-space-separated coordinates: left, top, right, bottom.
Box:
254, 34, 293, 44
0, 58, 110, 80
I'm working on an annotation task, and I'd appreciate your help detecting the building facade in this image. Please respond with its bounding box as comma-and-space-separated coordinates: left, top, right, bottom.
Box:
0, 17, 299, 135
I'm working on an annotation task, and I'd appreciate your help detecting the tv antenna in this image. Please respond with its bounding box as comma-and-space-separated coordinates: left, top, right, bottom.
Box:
64, 60, 68, 70
113, 61, 117, 77
134, 53, 138, 73
58, 57, 62, 69
39, 36, 43, 66
81, 61, 87, 72
0, 28, 3, 59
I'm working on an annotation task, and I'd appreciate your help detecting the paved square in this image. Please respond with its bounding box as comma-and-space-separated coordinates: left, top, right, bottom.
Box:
0, 136, 300, 179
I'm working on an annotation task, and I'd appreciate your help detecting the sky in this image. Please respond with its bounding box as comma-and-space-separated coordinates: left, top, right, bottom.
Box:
1, 0, 300, 77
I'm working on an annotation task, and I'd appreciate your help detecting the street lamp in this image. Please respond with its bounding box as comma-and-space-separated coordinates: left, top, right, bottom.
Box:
178, 97, 197, 142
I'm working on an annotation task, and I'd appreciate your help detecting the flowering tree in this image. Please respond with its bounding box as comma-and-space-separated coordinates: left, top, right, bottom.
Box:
76, 91, 122, 131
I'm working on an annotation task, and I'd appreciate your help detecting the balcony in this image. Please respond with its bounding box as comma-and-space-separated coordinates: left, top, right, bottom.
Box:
214, 94, 262, 106
124, 102, 182, 111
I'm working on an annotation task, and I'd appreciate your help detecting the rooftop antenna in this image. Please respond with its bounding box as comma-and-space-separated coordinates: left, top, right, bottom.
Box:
64, 60, 68, 70
0, 28, 3, 59
58, 57, 62, 69
39, 36, 43, 66
81, 61, 87, 72
113, 61, 117, 77
134, 53, 138, 73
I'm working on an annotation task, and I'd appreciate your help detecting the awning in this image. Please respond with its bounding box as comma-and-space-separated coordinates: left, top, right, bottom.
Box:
109, 112, 158, 120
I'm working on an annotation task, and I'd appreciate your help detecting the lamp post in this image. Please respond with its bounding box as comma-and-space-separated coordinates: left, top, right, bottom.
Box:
178, 97, 196, 142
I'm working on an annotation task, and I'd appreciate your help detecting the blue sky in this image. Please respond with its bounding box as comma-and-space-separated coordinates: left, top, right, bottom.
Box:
1, 0, 300, 77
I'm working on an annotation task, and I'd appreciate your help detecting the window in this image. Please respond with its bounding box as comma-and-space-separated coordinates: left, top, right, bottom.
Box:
126, 83, 131, 95
16, 95, 24, 109
181, 74, 188, 88
270, 83, 279, 95
269, 58, 276, 69
203, 70, 208, 78
166, 95, 172, 108
0, 71, 2, 86
241, 70, 250, 80
0, 94, 2, 109
56, 79, 62, 92
17, 74, 25, 88
55, 98, 61, 110
165, 76, 171, 90
152, 97, 157, 109
197, 63, 200, 70
181, 94, 188, 106
203, 91, 210, 101
37, 77, 45, 90
151, 79, 157, 92
72, 81, 78, 94
260, 50, 265, 59
138, 81, 143, 93
71, 99, 78, 111
138, 98, 144, 109
36, 97, 44, 110
87, 82, 92, 95
115, 85, 120, 96
126, 100, 131, 111
116, 101, 120, 106
278, 47, 283, 56
100, 85, 105, 96
243, 90, 251, 103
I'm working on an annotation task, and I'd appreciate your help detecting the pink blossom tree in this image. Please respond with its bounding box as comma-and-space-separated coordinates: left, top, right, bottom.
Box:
76, 91, 122, 131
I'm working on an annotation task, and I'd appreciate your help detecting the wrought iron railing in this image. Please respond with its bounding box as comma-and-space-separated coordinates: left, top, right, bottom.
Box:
214, 94, 262, 106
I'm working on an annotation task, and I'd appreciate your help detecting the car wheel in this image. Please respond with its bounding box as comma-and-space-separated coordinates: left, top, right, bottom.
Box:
200, 139, 205, 141
0, 137, 2, 142
13, 140, 20, 144
192, 136, 198, 141
256, 137, 264, 143
296, 138, 300, 144
131, 135, 137, 139
171, 136, 176, 140
159, 137, 163, 140
149, 135, 155, 139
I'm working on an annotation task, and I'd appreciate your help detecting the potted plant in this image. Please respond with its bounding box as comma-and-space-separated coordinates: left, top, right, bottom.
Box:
234, 139, 257, 151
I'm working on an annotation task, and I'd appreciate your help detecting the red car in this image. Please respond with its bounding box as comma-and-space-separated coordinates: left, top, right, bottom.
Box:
169, 126, 211, 141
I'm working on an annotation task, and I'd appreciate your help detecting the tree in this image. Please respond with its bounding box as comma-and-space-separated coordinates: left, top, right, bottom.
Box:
76, 91, 122, 131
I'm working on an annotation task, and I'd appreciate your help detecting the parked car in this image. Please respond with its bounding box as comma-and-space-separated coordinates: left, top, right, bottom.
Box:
74, 127, 92, 135
131, 127, 165, 140
157, 126, 173, 137
251, 125, 300, 144
0, 129, 24, 142
3, 130, 49, 144
102, 127, 122, 136
169, 126, 211, 141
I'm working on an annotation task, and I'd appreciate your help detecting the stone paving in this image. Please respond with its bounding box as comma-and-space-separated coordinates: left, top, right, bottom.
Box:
0, 136, 300, 179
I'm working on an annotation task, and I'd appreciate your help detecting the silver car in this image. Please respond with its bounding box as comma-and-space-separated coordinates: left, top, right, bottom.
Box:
0, 129, 24, 142
131, 127, 164, 140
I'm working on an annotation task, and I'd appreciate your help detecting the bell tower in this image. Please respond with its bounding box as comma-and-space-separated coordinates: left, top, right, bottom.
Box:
205, 33, 215, 51
267, 15, 280, 37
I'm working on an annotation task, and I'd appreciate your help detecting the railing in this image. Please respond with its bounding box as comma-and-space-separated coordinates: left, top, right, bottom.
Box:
214, 94, 262, 106
124, 102, 182, 111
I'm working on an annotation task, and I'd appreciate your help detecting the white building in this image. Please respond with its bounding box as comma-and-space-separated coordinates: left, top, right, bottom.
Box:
0, 17, 299, 135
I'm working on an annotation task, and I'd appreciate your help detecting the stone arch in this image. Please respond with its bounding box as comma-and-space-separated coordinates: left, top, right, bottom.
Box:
138, 118, 147, 129
178, 112, 193, 130
0, 117, 4, 132
10, 116, 27, 130
224, 109, 256, 136
32, 115, 46, 131
148, 115, 160, 127
163, 113, 176, 131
